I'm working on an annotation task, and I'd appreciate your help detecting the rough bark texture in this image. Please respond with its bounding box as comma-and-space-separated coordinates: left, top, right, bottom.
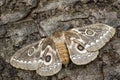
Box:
0, 0, 120, 80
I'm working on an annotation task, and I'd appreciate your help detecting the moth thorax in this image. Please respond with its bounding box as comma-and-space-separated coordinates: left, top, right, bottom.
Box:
56, 42, 69, 66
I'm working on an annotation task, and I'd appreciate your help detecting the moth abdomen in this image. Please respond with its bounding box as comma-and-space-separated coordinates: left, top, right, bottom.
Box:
56, 42, 69, 66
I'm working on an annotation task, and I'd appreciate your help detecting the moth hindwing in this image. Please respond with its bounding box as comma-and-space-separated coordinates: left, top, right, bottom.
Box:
10, 23, 116, 76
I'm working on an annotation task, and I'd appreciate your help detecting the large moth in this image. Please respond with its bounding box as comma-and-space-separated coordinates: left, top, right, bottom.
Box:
10, 23, 116, 76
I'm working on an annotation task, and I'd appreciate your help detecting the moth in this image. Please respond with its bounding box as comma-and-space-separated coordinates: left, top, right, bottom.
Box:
10, 23, 116, 76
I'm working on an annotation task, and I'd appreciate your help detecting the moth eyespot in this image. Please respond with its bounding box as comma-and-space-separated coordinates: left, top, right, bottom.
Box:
44, 53, 53, 65
45, 55, 51, 62
27, 47, 34, 56
85, 29, 95, 36
77, 44, 84, 51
